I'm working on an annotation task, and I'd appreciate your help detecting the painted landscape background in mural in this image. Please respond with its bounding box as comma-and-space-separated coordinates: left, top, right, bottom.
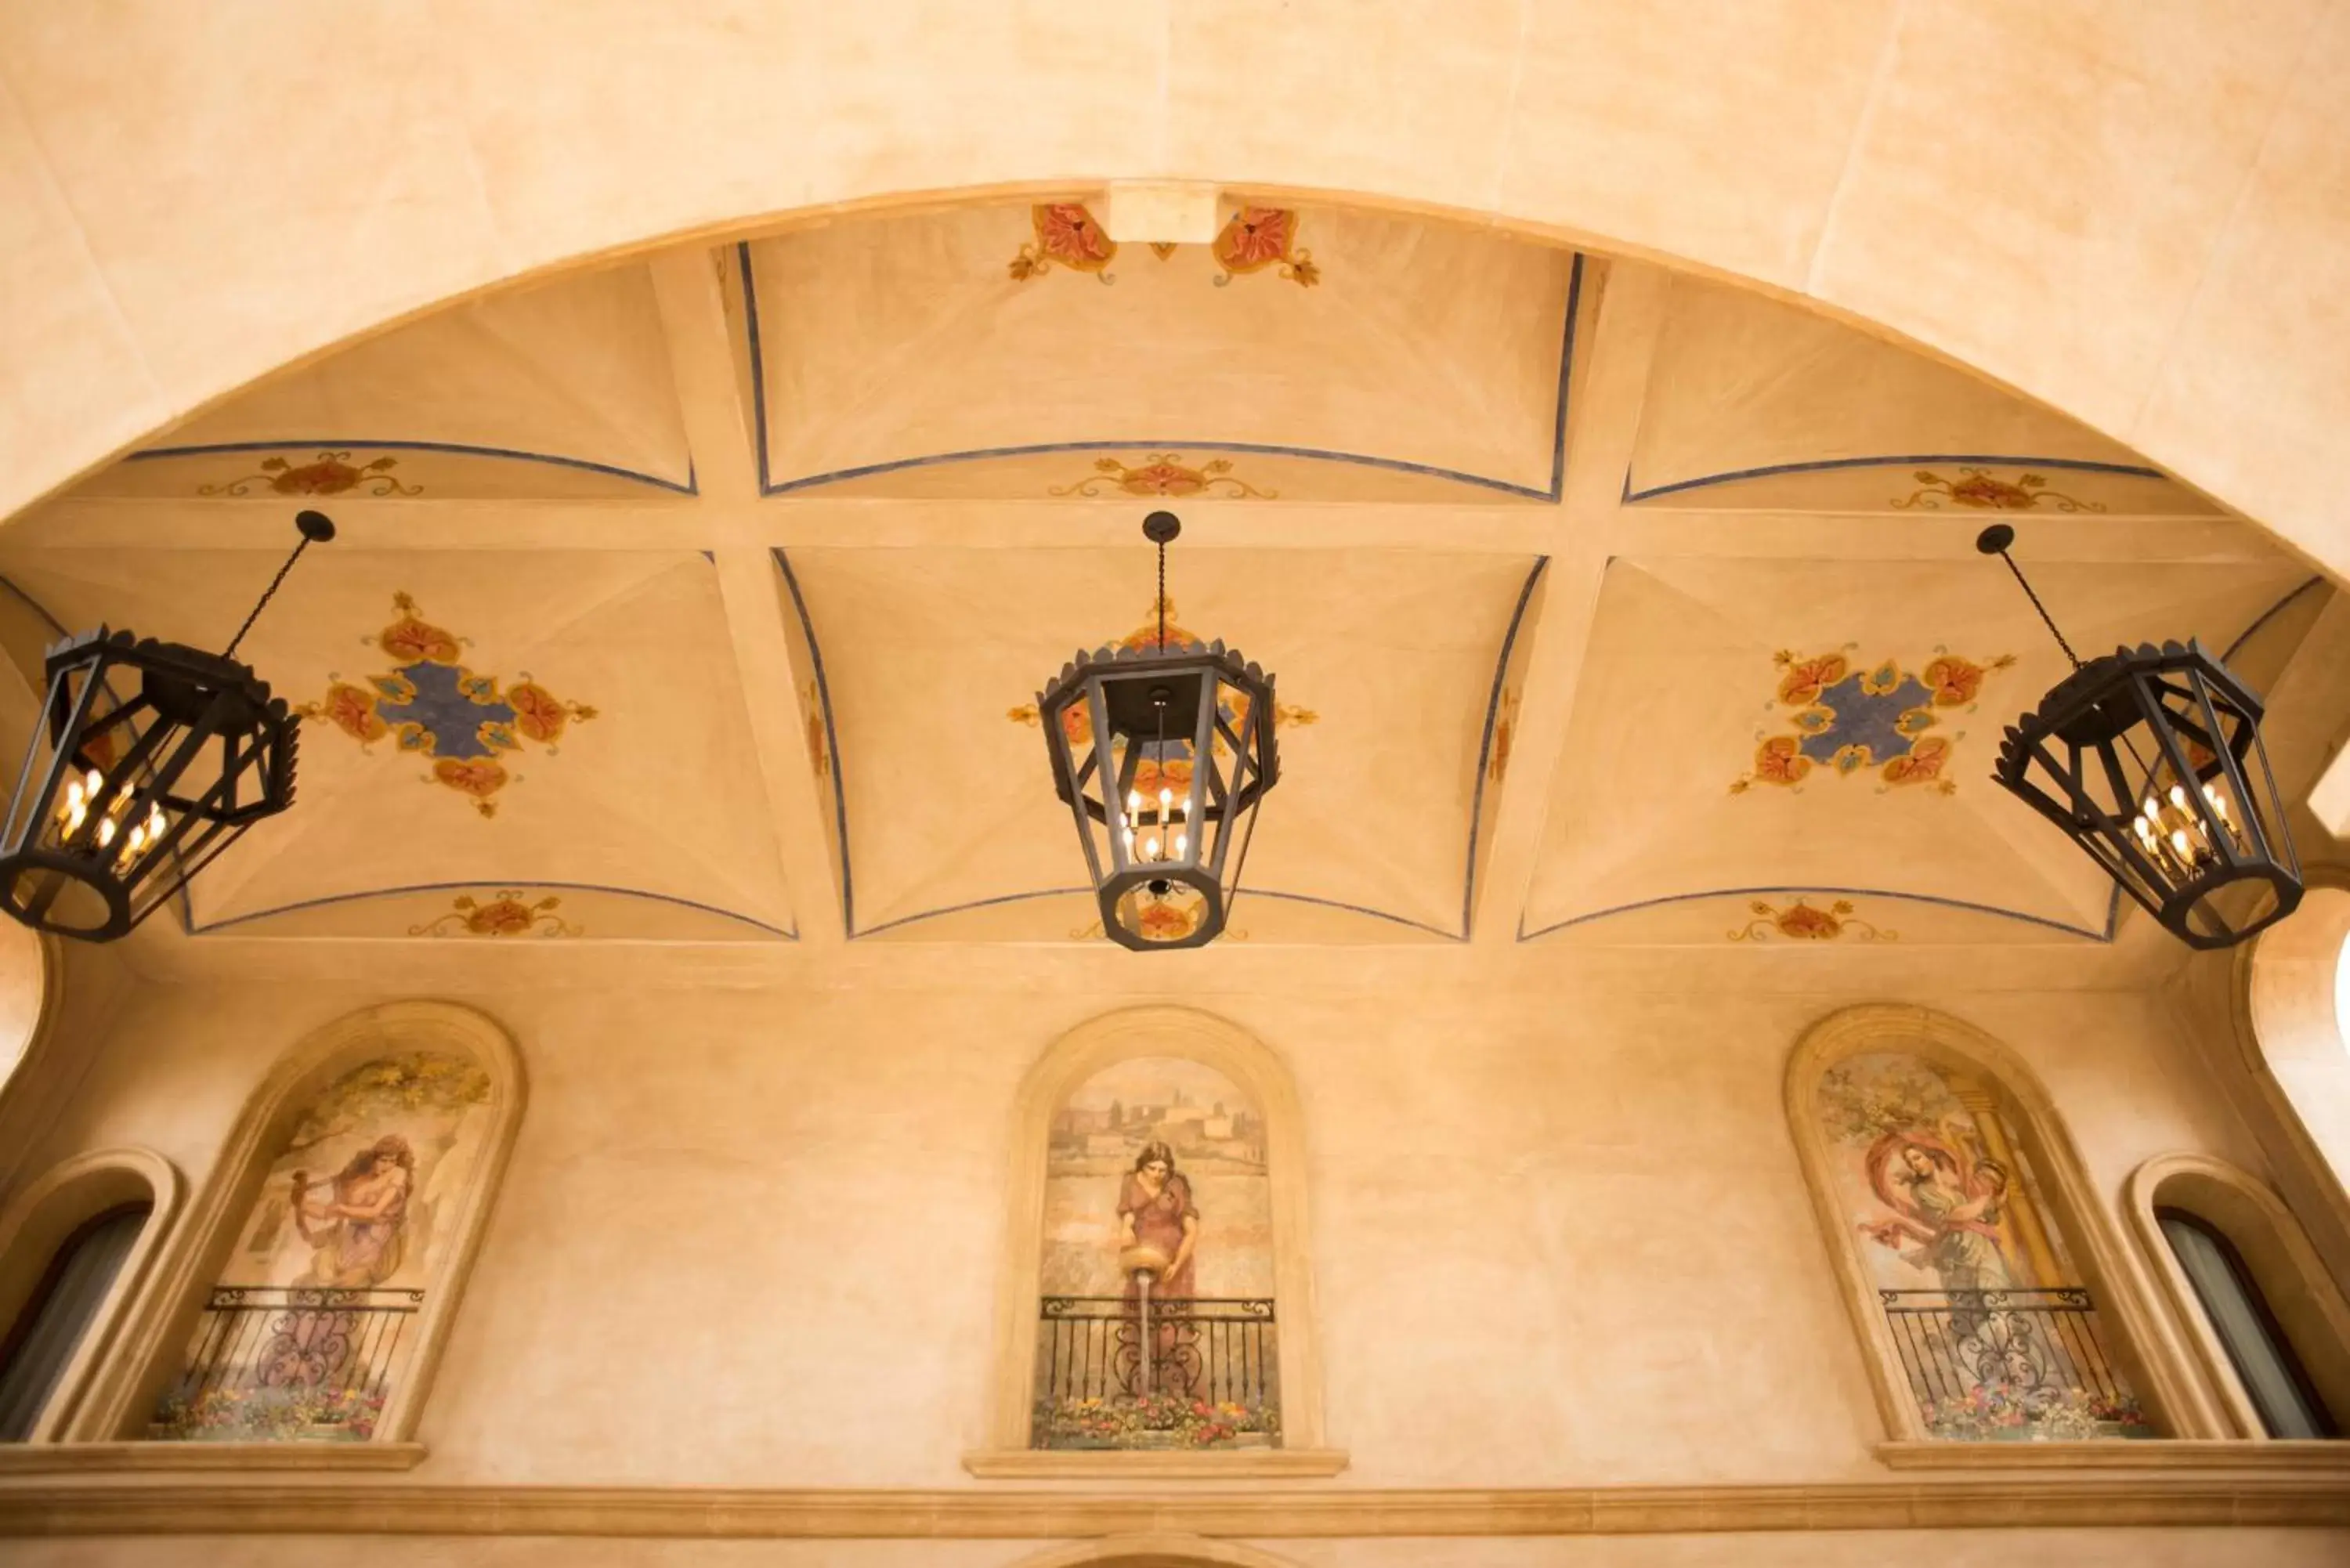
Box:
1034, 1055, 1278, 1449
1816, 1050, 2148, 1440
152, 1052, 492, 1441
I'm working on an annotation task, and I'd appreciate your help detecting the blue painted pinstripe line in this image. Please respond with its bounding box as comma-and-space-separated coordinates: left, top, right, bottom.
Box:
857, 885, 1461, 941
1545, 255, 1584, 502
1520, 885, 2111, 944
128, 439, 697, 496
191, 880, 794, 938
1623, 453, 2165, 505
2222, 576, 2327, 661
770, 547, 855, 936
737, 242, 776, 497
738, 238, 1584, 502
1462, 558, 1548, 937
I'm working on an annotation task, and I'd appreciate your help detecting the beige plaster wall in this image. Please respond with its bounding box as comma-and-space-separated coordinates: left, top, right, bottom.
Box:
4, 4, 2350, 585
18, 966, 2265, 1490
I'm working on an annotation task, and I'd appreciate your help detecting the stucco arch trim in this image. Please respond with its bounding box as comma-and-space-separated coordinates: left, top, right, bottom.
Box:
2232, 867, 2350, 1215
969, 1005, 1343, 1476
65, 999, 524, 1456
0, 1146, 180, 1443
1003, 1534, 1309, 1568
1785, 1003, 2225, 1451
2126, 1152, 2350, 1442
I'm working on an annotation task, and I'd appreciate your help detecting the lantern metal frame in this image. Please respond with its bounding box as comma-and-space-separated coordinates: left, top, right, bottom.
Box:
1979, 523, 2301, 950
1036, 512, 1281, 950
0, 511, 331, 942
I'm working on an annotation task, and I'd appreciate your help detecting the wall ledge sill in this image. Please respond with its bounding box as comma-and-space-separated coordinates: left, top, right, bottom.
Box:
963, 1448, 1350, 1479
1876, 1439, 2350, 1471
0, 1442, 426, 1473
1, 1473, 2348, 1537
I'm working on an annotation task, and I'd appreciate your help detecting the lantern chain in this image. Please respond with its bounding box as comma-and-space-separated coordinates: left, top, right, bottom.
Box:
223, 511, 335, 660
1978, 527, 2080, 670
1157, 537, 1167, 652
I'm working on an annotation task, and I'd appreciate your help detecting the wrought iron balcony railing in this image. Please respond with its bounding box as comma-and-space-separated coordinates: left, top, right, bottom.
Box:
1878, 1286, 2146, 1436
151, 1284, 422, 1440
1032, 1295, 1279, 1449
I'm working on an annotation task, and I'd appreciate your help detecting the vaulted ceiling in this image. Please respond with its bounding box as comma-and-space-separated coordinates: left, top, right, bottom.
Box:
3, 198, 2334, 969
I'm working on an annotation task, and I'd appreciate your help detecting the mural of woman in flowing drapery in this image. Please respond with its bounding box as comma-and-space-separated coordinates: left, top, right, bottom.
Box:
1860, 1133, 2015, 1294
1817, 1050, 2148, 1440
153, 1053, 490, 1443
1035, 1055, 1278, 1449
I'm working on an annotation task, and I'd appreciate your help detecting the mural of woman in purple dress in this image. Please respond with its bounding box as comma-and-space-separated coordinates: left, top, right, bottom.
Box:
291, 1135, 416, 1289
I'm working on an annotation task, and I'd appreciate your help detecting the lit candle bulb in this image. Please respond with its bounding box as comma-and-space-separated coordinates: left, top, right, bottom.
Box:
1144, 836, 1160, 860
2169, 783, 2189, 811
96, 816, 116, 849
2203, 784, 2230, 822
2170, 827, 2192, 863
1159, 787, 1173, 818
1174, 833, 1188, 857
1128, 789, 1143, 817
1123, 829, 1136, 857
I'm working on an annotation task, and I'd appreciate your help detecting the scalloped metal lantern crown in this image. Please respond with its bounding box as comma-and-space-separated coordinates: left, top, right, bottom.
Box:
0, 512, 327, 941
1037, 514, 1280, 950
1979, 526, 2301, 950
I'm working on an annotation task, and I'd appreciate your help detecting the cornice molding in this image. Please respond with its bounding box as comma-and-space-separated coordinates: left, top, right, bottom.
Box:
1, 1472, 2347, 1539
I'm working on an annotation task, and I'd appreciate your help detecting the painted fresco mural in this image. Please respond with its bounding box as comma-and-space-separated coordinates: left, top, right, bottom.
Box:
151, 1053, 494, 1441
299, 592, 597, 818
1730, 646, 2012, 796
1032, 1056, 1279, 1450
1815, 1051, 2149, 1440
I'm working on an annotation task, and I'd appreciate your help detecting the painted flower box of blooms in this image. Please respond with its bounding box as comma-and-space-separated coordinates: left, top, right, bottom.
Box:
1920, 1382, 2151, 1442
1035, 1393, 1279, 1451
150, 1384, 388, 1443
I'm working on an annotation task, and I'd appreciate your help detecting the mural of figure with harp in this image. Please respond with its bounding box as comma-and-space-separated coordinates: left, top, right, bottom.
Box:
290, 1134, 416, 1289
258, 1134, 418, 1395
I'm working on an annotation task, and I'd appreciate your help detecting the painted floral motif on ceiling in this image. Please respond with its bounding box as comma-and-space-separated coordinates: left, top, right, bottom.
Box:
1728, 898, 1896, 942
1047, 454, 1276, 500
1891, 468, 2106, 514
1008, 204, 1319, 287
408, 890, 580, 938
1730, 647, 2012, 797
198, 451, 422, 499
298, 593, 597, 817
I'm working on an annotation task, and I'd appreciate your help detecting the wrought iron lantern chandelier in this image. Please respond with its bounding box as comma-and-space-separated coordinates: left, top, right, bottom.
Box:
0, 509, 334, 942
1036, 512, 1280, 950
1978, 523, 2301, 950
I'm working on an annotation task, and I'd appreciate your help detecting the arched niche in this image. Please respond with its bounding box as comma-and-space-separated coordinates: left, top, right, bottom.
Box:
2238, 871, 2350, 1201
1785, 1003, 2216, 1447
0, 1147, 179, 1442
70, 1000, 522, 1449
2127, 1153, 2350, 1440
971, 1005, 1340, 1476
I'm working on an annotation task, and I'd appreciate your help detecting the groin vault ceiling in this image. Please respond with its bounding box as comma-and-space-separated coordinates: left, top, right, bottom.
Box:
1, 198, 2332, 962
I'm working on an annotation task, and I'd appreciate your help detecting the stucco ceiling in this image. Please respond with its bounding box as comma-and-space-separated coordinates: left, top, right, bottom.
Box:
0, 200, 2332, 965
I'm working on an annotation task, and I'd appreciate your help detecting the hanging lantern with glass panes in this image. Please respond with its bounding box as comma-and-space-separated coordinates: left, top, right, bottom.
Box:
0, 511, 334, 942
1036, 512, 1280, 950
1978, 524, 2301, 949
